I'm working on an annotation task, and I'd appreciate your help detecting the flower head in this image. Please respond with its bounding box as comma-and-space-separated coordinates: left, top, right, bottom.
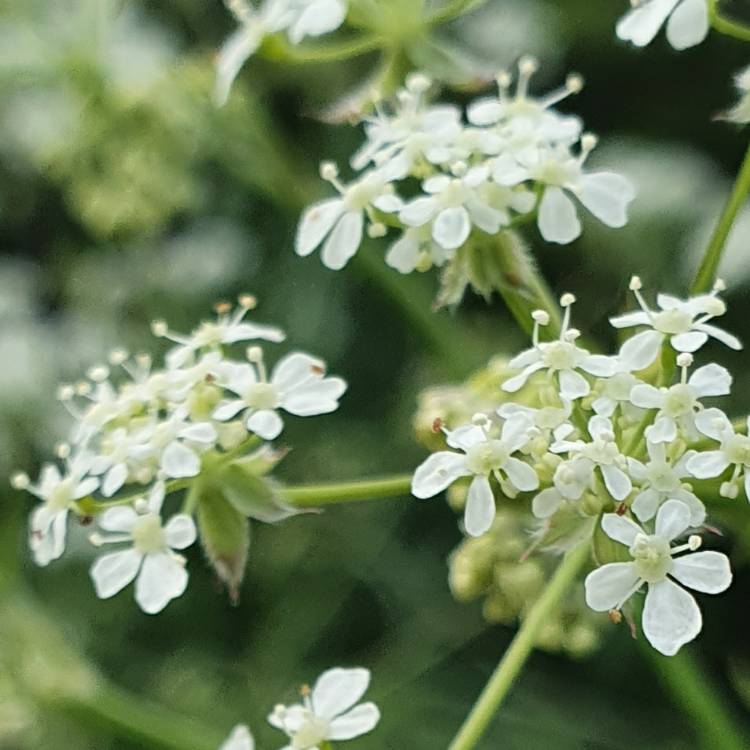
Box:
268, 667, 380, 748
585, 500, 731, 655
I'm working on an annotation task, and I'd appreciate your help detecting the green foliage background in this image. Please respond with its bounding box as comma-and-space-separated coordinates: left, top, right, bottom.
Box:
1, 1, 750, 748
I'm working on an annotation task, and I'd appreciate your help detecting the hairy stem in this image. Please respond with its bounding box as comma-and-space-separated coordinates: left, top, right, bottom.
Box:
642, 646, 748, 750
285, 474, 413, 507
446, 542, 590, 750
709, 0, 750, 42
427, 0, 486, 26
691, 140, 750, 294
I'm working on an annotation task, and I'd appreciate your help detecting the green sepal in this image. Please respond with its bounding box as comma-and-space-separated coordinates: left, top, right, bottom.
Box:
533, 504, 595, 554
196, 484, 250, 604
218, 464, 299, 523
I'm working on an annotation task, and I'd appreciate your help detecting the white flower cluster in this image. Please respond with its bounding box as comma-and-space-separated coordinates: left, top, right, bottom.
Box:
219, 667, 380, 750
12, 297, 346, 614
215, 0, 348, 105
296, 63, 635, 273
616, 0, 709, 50
412, 277, 740, 655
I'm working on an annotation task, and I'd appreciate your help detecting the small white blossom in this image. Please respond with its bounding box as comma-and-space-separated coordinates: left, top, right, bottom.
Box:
502, 296, 616, 399
616, 0, 709, 51
628, 441, 705, 524
26, 462, 98, 566
689, 407, 750, 499
296, 165, 402, 270
385, 225, 452, 274
213, 350, 346, 440
411, 414, 539, 536
153, 299, 285, 369
629, 357, 732, 443
610, 277, 741, 358
494, 136, 636, 244
90, 484, 197, 614
215, 0, 347, 105
268, 667, 380, 748
219, 725, 255, 750
585, 500, 731, 655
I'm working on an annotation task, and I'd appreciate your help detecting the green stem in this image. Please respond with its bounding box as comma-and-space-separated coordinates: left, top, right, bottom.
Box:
427, 0, 486, 26
57, 682, 223, 750
642, 646, 748, 750
261, 33, 383, 64
284, 474, 412, 508
709, 0, 750, 43
446, 541, 590, 750
691, 140, 750, 294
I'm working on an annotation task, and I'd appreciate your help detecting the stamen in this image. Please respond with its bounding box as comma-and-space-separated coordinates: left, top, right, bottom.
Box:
516, 55, 539, 99
10, 471, 30, 490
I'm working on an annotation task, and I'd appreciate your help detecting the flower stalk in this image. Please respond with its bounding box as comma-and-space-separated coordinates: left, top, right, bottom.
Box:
709, 0, 750, 43
691, 140, 750, 294
446, 541, 591, 750
284, 474, 413, 507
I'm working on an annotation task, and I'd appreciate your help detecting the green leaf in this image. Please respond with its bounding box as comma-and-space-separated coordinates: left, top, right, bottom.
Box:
196, 485, 250, 604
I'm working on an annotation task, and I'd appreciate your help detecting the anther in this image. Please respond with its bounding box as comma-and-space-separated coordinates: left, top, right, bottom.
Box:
713, 278, 727, 292
629, 275, 642, 291
565, 73, 584, 93
688, 535, 702, 551
214, 301, 232, 316
55, 442, 71, 460
57, 384, 75, 401
319, 161, 339, 181
238, 293, 257, 310
367, 222, 387, 238
10, 471, 29, 490
87, 365, 110, 382
472, 412, 490, 427
246, 345, 264, 363
560, 292, 576, 307
108, 348, 129, 365
676, 352, 693, 368
151, 319, 168, 337
531, 309, 550, 325
406, 72, 431, 93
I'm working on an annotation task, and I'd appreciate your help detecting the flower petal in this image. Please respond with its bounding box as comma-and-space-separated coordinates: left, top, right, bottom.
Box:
618, 330, 663, 371
601, 464, 632, 501
99, 506, 138, 533
693, 321, 742, 350
616, 0, 679, 46
272, 352, 326, 392
90, 549, 142, 599
558, 368, 590, 400
328, 702, 380, 740
214, 27, 263, 107
655, 498, 691, 541
532, 487, 563, 518
670, 551, 732, 594
164, 514, 197, 550
161, 441, 201, 479
504, 457, 539, 492
629, 383, 663, 409
642, 579, 702, 655
688, 363, 732, 398
577, 172, 635, 228
411, 452, 470, 498
537, 187, 581, 244
219, 724, 255, 750
321, 211, 364, 270
432, 206, 471, 250
602, 513, 643, 547
246, 409, 284, 439
311, 667, 370, 720
281, 378, 347, 416
665, 0, 709, 50
585, 562, 640, 611
464, 475, 495, 537
288, 0, 346, 43
670, 330, 708, 353
135, 552, 188, 614
385, 233, 420, 273
296, 198, 345, 256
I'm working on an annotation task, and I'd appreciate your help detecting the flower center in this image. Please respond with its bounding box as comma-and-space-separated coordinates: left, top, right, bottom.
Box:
193, 321, 226, 347
48, 479, 74, 511
724, 434, 750, 466
243, 382, 279, 410
344, 180, 380, 211
662, 384, 696, 418
465, 440, 510, 475
646, 461, 678, 492
131, 514, 166, 554
541, 341, 577, 371
630, 534, 673, 583
653, 309, 692, 335
603, 372, 637, 401
291, 716, 330, 749
581, 438, 620, 465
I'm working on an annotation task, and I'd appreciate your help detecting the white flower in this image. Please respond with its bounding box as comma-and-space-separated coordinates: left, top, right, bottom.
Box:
629, 356, 732, 443
627, 441, 705, 524
219, 725, 254, 750
351, 73, 463, 178
268, 667, 380, 748
723, 65, 750, 124
591, 371, 644, 417
215, 0, 347, 106
610, 277, 741, 357
688, 407, 750, 499
213, 350, 346, 440
551, 415, 633, 501
398, 164, 510, 251
494, 135, 636, 244
90, 485, 197, 614
296, 165, 402, 270
502, 297, 616, 400
467, 57, 584, 150
616, 0, 709, 51
531, 458, 594, 518
25, 462, 99, 567
152, 298, 286, 369
411, 414, 539, 537
385, 225, 452, 274
585, 500, 731, 655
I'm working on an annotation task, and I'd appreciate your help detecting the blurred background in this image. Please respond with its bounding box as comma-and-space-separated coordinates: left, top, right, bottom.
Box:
2, 0, 750, 748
